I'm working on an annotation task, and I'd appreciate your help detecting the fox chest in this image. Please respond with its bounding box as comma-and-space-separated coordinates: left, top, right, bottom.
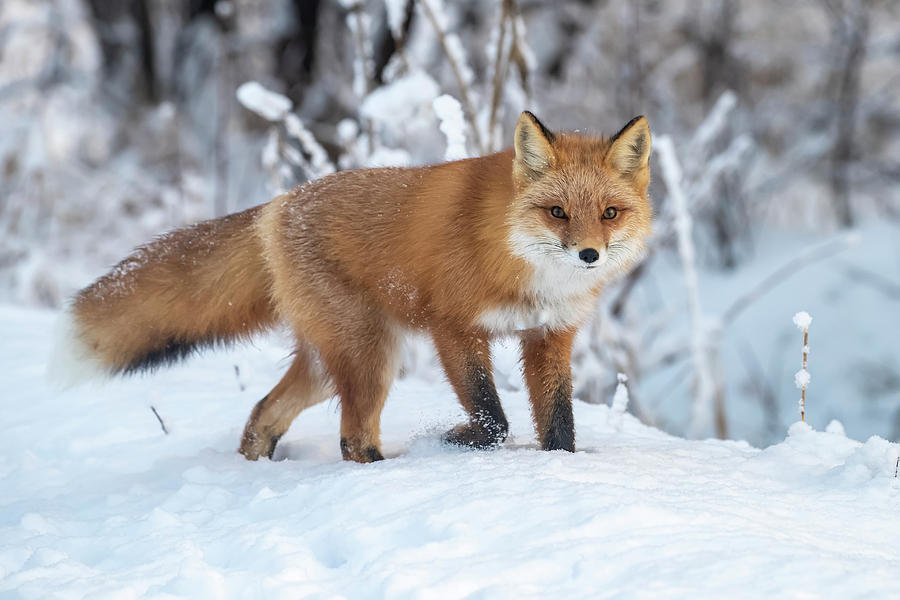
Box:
474, 257, 604, 334
476, 293, 596, 334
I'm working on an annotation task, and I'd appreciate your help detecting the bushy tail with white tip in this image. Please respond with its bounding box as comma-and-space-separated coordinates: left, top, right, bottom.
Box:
48, 205, 277, 384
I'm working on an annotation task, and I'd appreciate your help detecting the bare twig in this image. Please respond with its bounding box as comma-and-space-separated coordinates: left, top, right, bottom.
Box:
842, 264, 900, 300
508, 6, 532, 103
737, 339, 780, 439
579, 306, 653, 426
792, 312, 812, 422
214, 29, 235, 216
487, 0, 511, 150
800, 328, 809, 421
345, 2, 376, 155
150, 406, 169, 435
282, 113, 335, 180
486, 0, 532, 151
346, 2, 374, 97
610, 258, 650, 318
656, 135, 722, 439
234, 364, 246, 392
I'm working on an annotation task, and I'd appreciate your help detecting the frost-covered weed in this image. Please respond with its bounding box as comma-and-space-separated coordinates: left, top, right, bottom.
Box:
793, 311, 812, 422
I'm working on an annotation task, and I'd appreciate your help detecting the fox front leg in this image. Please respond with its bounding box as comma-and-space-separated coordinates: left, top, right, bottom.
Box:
433, 326, 509, 448
521, 328, 576, 451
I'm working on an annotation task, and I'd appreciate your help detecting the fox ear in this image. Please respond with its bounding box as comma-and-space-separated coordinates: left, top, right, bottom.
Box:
606, 116, 651, 184
514, 111, 555, 181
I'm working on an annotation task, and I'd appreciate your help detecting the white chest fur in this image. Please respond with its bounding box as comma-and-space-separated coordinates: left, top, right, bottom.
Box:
476, 295, 595, 333
476, 263, 601, 334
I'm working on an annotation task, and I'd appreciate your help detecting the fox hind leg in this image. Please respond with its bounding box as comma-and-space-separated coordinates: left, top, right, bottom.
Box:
321, 321, 400, 463
262, 261, 400, 463
239, 344, 331, 460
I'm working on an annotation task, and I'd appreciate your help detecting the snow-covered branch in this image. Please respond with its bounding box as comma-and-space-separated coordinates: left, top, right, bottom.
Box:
237, 81, 334, 192
433, 94, 468, 160
655, 135, 725, 439
417, 0, 485, 154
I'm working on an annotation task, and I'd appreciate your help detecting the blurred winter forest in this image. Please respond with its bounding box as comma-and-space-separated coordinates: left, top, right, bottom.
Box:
2, 0, 899, 445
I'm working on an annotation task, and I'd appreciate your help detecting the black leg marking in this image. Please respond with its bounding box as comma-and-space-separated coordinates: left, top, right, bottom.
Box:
443, 422, 507, 449
265, 433, 283, 459
444, 365, 509, 449
543, 390, 574, 452
365, 446, 385, 462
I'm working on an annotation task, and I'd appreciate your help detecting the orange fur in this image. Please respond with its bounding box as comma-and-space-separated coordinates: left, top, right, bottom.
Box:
63, 112, 653, 461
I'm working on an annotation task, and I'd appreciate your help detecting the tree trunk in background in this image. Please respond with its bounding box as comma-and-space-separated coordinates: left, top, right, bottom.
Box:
682, 0, 746, 270
682, 0, 742, 108
86, 0, 158, 102
618, 1, 643, 118
214, 3, 236, 217
276, 0, 322, 101
828, 0, 870, 228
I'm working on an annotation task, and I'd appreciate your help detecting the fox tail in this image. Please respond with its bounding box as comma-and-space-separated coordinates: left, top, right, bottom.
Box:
49, 205, 277, 384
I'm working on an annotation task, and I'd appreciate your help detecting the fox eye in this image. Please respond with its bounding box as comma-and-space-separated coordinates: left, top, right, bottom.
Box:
603, 207, 618, 220
550, 206, 567, 219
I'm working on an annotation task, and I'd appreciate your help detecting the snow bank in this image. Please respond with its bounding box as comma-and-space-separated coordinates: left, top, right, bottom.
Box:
1, 306, 899, 598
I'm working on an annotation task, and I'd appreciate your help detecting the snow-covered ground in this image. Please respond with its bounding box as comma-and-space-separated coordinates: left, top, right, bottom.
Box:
1, 305, 899, 599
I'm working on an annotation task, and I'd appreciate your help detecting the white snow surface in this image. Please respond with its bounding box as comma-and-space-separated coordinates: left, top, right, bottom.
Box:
2, 305, 899, 598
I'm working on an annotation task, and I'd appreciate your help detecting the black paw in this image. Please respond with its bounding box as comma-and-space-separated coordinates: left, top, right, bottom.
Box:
364, 446, 385, 462
340, 437, 385, 463
239, 428, 282, 461
542, 401, 575, 452
442, 422, 508, 449
264, 434, 283, 459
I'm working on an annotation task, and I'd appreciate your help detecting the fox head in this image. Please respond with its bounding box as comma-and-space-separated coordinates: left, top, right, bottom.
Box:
507, 111, 653, 290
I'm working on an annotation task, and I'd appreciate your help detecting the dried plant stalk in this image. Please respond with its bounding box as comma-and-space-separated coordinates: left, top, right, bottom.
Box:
792, 311, 812, 422
800, 327, 808, 421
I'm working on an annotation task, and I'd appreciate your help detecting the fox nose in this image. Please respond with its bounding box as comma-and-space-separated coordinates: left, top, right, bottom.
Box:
579, 248, 600, 264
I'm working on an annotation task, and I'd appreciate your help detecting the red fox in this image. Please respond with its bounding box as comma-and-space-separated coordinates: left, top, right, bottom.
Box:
52, 112, 653, 462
